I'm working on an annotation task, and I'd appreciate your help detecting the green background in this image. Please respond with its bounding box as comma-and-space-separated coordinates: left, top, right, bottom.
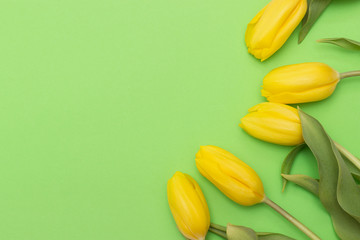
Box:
0, 0, 359, 239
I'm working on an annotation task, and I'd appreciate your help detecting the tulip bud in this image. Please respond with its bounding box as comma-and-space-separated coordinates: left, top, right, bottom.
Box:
245, 0, 307, 61
167, 172, 210, 240
261, 62, 340, 104
196, 146, 320, 240
240, 102, 303, 146
195, 145, 265, 206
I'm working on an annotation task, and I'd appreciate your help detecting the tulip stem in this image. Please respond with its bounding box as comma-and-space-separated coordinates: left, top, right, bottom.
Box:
209, 223, 227, 239
334, 141, 360, 170
210, 223, 227, 232
340, 70, 360, 79
263, 197, 321, 240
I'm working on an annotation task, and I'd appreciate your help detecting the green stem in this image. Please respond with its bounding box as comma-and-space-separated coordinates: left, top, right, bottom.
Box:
340, 70, 360, 79
209, 227, 227, 239
334, 141, 360, 170
263, 197, 321, 240
210, 223, 227, 232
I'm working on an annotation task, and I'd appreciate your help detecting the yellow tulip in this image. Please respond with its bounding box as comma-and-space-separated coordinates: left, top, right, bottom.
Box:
261, 62, 340, 104
195, 145, 264, 206
245, 0, 307, 61
195, 146, 321, 240
167, 171, 210, 240
240, 102, 303, 146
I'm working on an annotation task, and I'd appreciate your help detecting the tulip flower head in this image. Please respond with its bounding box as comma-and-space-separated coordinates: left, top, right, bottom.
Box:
195, 146, 321, 240
167, 172, 210, 240
261, 62, 340, 104
240, 102, 303, 146
196, 145, 265, 206
245, 0, 307, 61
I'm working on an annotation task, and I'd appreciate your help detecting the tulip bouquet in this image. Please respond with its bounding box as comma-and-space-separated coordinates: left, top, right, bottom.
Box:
238, 64, 360, 239
166, 0, 360, 239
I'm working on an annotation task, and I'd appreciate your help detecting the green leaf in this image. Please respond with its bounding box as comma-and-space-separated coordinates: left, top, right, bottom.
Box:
332, 142, 360, 223
299, 109, 360, 239
223, 225, 297, 240
281, 174, 319, 196
340, 152, 360, 182
298, 0, 332, 43
226, 224, 257, 240
281, 144, 306, 191
257, 232, 296, 240
352, 172, 360, 182
317, 38, 360, 51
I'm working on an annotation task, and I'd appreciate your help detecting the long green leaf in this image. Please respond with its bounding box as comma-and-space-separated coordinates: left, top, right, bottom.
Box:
299, 109, 360, 239
226, 224, 257, 240
222, 224, 296, 240
281, 144, 306, 191
281, 174, 319, 196
283, 174, 360, 195
317, 38, 360, 51
340, 152, 360, 182
331, 141, 360, 223
298, 0, 332, 43
257, 232, 296, 240
352, 172, 360, 182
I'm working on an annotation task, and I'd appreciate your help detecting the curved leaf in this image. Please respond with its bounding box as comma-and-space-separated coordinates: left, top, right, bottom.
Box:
298, 0, 332, 43
317, 38, 360, 51
281, 144, 306, 191
257, 232, 296, 240
352, 172, 360, 182
281, 174, 319, 196
332, 142, 360, 223
226, 224, 257, 240
299, 109, 360, 239
340, 152, 360, 182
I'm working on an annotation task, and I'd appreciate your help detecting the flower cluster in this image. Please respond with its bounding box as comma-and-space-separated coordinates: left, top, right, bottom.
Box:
166, 0, 360, 239
240, 62, 360, 146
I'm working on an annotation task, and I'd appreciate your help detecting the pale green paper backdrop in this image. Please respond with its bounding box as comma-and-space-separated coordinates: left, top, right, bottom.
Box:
0, 0, 360, 239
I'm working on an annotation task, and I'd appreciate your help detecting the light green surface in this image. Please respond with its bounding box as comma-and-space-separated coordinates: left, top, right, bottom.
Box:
0, 1, 359, 239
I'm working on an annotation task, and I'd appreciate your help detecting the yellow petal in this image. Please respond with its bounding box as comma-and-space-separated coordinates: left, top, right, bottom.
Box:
262, 62, 340, 95
240, 103, 303, 146
249, 0, 300, 50
240, 112, 303, 146
245, 6, 267, 46
260, 0, 307, 60
248, 102, 300, 123
245, 0, 307, 61
264, 81, 338, 104
167, 172, 210, 240
196, 146, 265, 206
